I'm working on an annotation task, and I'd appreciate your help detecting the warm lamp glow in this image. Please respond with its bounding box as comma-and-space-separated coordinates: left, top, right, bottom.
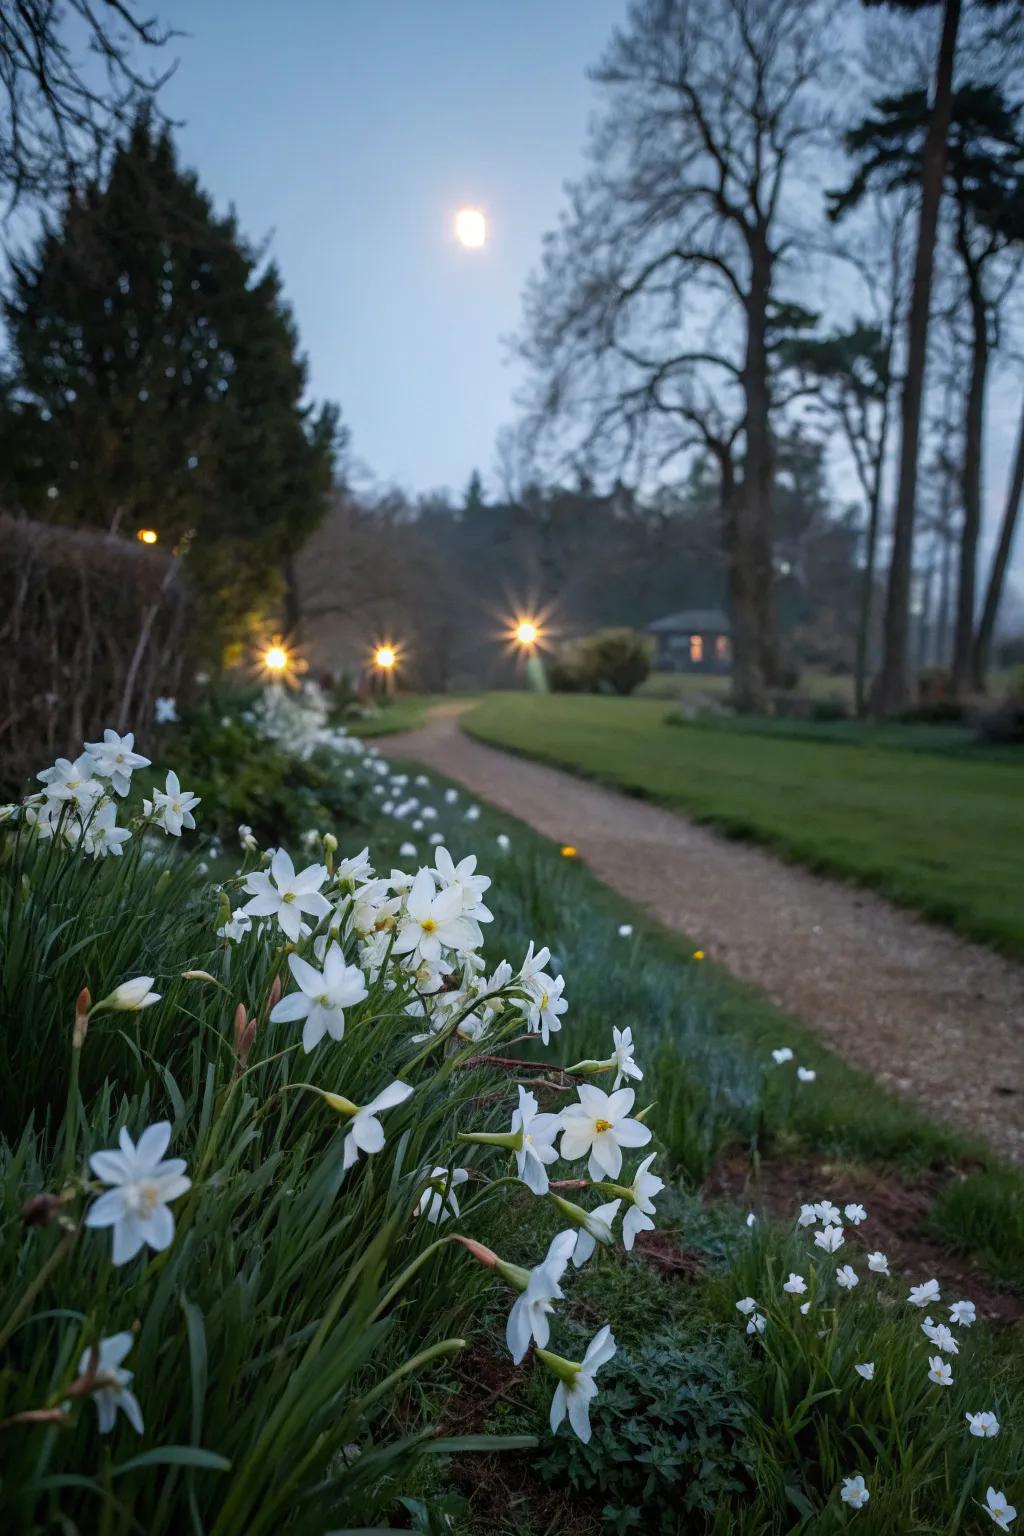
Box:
137, 528, 158, 545
455, 207, 487, 248
515, 619, 539, 647
374, 645, 397, 670
264, 644, 289, 674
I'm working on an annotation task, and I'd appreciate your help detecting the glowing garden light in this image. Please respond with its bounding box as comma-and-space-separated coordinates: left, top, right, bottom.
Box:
264, 643, 289, 676
136, 528, 158, 545
374, 644, 397, 671
515, 619, 539, 648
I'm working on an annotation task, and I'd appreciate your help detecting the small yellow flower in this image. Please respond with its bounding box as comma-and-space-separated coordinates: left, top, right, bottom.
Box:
692, 949, 705, 961
560, 845, 578, 858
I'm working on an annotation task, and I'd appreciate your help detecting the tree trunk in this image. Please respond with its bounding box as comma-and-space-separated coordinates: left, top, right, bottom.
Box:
874, 0, 962, 715
972, 392, 1024, 687
952, 253, 988, 696
742, 235, 781, 695
720, 453, 767, 713
934, 461, 956, 667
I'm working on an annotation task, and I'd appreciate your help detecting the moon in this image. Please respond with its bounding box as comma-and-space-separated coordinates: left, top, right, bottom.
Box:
454, 207, 487, 248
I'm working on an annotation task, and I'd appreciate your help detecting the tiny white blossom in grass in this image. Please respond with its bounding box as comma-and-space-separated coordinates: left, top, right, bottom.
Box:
571, 1199, 621, 1267
416, 1166, 470, 1224
609, 1025, 643, 1090
771, 1047, 794, 1064
783, 1273, 807, 1295
815, 1200, 841, 1226
444, 787, 459, 804
496, 833, 510, 852
97, 976, 161, 1013
735, 1297, 758, 1316
429, 832, 446, 846
800, 1300, 812, 1314
836, 1264, 859, 1289
855, 1362, 875, 1381
506, 1230, 576, 1364
921, 1317, 959, 1355
967, 1411, 1000, 1438
797, 1203, 818, 1227
617, 923, 633, 938
79, 1333, 144, 1433
543, 1323, 616, 1444
465, 804, 480, 821
745, 1211, 757, 1228
949, 1299, 976, 1327
218, 908, 252, 943
908, 1278, 941, 1308
399, 841, 417, 858
867, 1251, 890, 1276
928, 1355, 954, 1387
984, 1487, 1016, 1531
560, 1085, 651, 1180
342, 1081, 414, 1171
512, 1086, 561, 1195
83, 729, 150, 796
84, 1121, 190, 1265
621, 1153, 664, 1250
797, 1066, 816, 1082
243, 849, 331, 943
270, 942, 368, 1053
154, 696, 178, 723
840, 1475, 870, 1510
746, 1312, 767, 1336
814, 1225, 845, 1254
147, 770, 200, 836
844, 1203, 867, 1224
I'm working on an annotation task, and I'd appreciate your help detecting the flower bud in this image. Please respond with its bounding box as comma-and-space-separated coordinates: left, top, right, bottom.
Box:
72, 987, 91, 1048
182, 969, 218, 984
94, 976, 160, 1014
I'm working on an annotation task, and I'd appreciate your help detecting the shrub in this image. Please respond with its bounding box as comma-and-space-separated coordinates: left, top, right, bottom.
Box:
550, 630, 653, 697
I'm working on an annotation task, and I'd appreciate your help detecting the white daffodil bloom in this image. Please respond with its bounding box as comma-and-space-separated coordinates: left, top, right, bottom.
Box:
967, 1412, 1000, 1438
506, 1230, 576, 1364
609, 1025, 643, 1090
797, 1203, 819, 1227
573, 1198, 621, 1267
985, 1487, 1016, 1531
560, 1085, 651, 1180
525, 972, 568, 1047
928, 1354, 954, 1387
217, 908, 253, 943
783, 1273, 807, 1295
83, 729, 151, 796
921, 1317, 959, 1355
465, 805, 481, 821
38, 754, 106, 813
772, 1047, 794, 1065
621, 1153, 664, 1250
497, 833, 511, 852
79, 1332, 144, 1433
243, 849, 331, 943
336, 847, 373, 885
393, 868, 478, 964
815, 1200, 842, 1226
341, 1081, 414, 1171
908, 1279, 941, 1308
84, 1121, 191, 1265
840, 1476, 870, 1510
416, 1166, 470, 1224
746, 1312, 767, 1336
735, 1297, 758, 1316
949, 1299, 977, 1327
617, 923, 633, 938
146, 770, 200, 837
433, 847, 492, 921
800, 1300, 812, 1315
541, 1324, 616, 1444
97, 976, 161, 1013
270, 943, 368, 1053
836, 1264, 859, 1290
429, 832, 445, 847
511, 1086, 561, 1195
867, 1251, 890, 1275
154, 696, 178, 723
843, 1203, 867, 1224
399, 841, 417, 858
814, 1225, 845, 1255
797, 1066, 816, 1082
81, 802, 132, 859
444, 787, 458, 804
855, 1362, 875, 1381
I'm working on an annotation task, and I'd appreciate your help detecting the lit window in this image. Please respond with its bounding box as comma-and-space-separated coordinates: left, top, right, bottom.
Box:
689, 634, 703, 663
716, 635, 730, 661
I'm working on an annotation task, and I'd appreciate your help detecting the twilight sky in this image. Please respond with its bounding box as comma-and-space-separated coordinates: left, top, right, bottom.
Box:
162, 0, 626, 498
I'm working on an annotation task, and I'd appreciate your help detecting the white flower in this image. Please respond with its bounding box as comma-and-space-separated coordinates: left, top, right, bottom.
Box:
797, 1203, 818, 1227
511, 1086, 561, 1195
393, 868, 478, 964
416, 1166, 469, 1224
38, 753, 106, 812
560, 1085, 651, 1180
800, 1300, 811, 1314
844, 1203, 867, 1224
621, 1153, 664, 1250
570, 1198, 621, 1267
746, 1312, 767, 1336
84, 1122, 191, 1265
399, 841, 418, 857
836, 1264, 859, 1290
797, 1067, 816, 1082
908, 1279, 941, 1308
82, 802, 132, 859
967, 1411, 1000, 1438
154, 696, 178, 723
921, 1317, 959, 1355
444, 787, 459, 804
506, 1230, 576, 1363
815, 1200, 842, 1226
745, 1211, 757, 1228
840, 1475, 870, 1510
496, 833, 511, 852
772, 1047, 794, 1065
949, 1299, 977, 1327
83, 729, 150, 796
545, 1324, 616, 1444
243, 849, 331, 943
617, 924, 633, 938
433, 846, 492, 920
429, 832, 445, 846
270, 942, 368, 1053
465, 804, 481, 821
606, 1025, 643, 1092
984, 1487, 1016, 1531
98, 976, 161, 1013
217, 908, 253, 943
928, 1355, 954, 1387
783, 1273, 807, 1295
735, 1297, 758, 1316
525, 972, 568, 1046
854, 1362, 875, 1381
342, 1081, 414, 1171
147, 770, 200, 837
814, 1225, 845, 1254
336, 847, 372, 884
79, 1333, 144, 1433
867, 1251, 890, 1276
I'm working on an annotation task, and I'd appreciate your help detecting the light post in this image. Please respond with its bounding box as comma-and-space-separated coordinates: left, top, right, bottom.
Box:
512, 615, 548, 692
372, 642, 398, 698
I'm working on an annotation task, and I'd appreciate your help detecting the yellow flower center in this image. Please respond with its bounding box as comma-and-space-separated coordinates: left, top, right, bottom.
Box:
283, 891, 297, 903
421, 918, 437, 933
594, 1118, 613, 1134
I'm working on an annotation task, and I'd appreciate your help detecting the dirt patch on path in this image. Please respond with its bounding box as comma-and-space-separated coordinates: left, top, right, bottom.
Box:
381, 703, 1024, 1164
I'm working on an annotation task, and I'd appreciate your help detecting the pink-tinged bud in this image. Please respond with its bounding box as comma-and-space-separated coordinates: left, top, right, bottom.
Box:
233, 1002, 257, 1070
448, 1234, 499, 1268
265, 974, 282, 1016
21, 1192, 61, 1227
73, 988, 91, 1049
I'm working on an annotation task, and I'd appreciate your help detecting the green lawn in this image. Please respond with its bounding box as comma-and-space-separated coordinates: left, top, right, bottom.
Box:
341, 692, 436, 737
463, 692, 1024, 958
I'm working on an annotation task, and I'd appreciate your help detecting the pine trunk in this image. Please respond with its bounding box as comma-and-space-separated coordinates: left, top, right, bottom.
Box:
952, 254, 988, 696
972, 393, 1024, 687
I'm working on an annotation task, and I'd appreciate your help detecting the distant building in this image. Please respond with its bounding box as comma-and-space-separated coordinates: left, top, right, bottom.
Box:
647, 608, 732, 673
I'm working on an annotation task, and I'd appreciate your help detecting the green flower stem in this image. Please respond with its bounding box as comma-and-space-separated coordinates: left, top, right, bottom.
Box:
357, 1337, 466, 1413
535, 1347, 580, 1386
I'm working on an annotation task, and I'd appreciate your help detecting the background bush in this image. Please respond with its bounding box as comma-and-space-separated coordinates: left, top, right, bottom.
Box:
549, 629, 653, 697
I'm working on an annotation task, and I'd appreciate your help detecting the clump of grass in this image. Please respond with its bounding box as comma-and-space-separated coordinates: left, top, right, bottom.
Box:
931, 1171, 1024, 1294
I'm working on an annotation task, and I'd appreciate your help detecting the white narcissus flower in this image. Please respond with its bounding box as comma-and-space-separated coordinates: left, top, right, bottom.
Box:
966, 1411, 1000, 1438
511, 1086, 561, 1195
735, 1297, 758, 1316
393, 868, 477, 964
429, 832, 445, 846
542, 1324, 616, 1444
797, 1066, 816, 1082
621, 1153, 664, 1251
949, 1299, 977, 1327
908, 1279, 941, 1308
336, 847, 373, 885
506, 1230, 576, 1364
83, 729, 150, 796
746, 1312, 767, 1336
243, 849, 331, 943
867, 1251, 890, 1276
416, 1166, 470, 1224
147, 770, 200, 837
154, 696, 178, 723
840, 1476, 870, 1510
985, 1487, 1016, 1531
79, 1332, 144, 1433
815, 1200, 841, 1226
399, 841, 417, 858
525, 972, 568, 1047
571, 1199, 621, 1268
609, 1025, 643, 1090
341, 1081, 414, 1171
217, 908, 253, 943
797, 1203, 818, 1227
844, 1203, 867, 1224
560, 1085, 651, 1181
772, 1047, 794, 1065
836, 1264, 859, 1290
496, 833, 511, 852
82, 802, 132, 859
814, 1225, 844, 1255
270, 942, 368, 1053
855, 1362, 875, 1381
37, 754, 105, 812
433, 847, 492, 921
783, 1273, 807, 1295
617, 923, 633, 938
84, 1122, 191, 1265
921, 1317, 959, 1355
97, 976, 161, 1013
927, 1354, 954, 1387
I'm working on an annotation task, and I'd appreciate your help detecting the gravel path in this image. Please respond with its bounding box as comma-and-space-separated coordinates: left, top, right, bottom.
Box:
382, 703, 1024, 1163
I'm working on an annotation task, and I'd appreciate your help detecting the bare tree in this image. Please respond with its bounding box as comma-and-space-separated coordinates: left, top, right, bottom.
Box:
517, 0, 836, 711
